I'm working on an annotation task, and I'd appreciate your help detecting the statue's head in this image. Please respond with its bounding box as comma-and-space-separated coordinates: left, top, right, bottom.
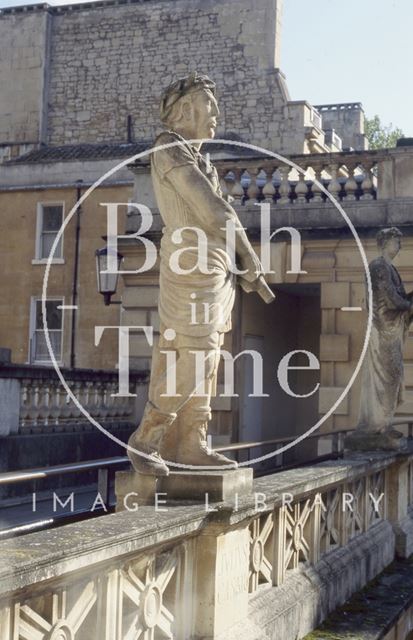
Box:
160, 72, 219, 140
377, 227, 402, 260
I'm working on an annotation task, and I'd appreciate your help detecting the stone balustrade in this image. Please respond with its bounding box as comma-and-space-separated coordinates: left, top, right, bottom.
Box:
213, 146, 413, 206
0, 364, 148, 435
216, 153, 379, 205
0, 450, 412, 639
126, 145, 413, 221
0, 142, 36, 164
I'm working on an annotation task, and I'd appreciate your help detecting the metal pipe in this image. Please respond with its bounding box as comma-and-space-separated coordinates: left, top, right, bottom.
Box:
0, 456, 128, 486
214, 429, 352, 453
70, 180, 83, 369
0, 430, 353, 488
127, 115, 133, 143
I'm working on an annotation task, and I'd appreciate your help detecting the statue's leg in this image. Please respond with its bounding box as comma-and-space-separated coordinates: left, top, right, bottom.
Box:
131, 332, 237, 470
127, 336, 177, 476
171, 346, 238, 468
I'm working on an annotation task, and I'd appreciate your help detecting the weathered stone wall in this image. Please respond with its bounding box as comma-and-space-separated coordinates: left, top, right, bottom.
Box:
0, 10, 50, 144
0, 0, 291, 150
46, 0, 285, 148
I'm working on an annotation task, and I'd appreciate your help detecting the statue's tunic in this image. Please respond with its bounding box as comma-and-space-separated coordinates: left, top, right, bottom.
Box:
151, 131, 235, 344
358, 256, 411, 431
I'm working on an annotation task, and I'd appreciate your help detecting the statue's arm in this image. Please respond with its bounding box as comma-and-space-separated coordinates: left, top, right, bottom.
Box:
165, 163, 261, 268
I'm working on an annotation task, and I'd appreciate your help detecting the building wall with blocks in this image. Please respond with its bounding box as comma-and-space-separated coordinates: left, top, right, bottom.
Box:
118, 230, 413, 444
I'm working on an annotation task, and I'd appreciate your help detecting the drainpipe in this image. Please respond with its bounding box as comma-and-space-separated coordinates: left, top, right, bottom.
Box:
70, 180, 83, 369
127, 114, 133, 143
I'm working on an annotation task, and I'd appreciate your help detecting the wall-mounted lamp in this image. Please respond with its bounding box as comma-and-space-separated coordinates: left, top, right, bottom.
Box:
95, 246, 123, 306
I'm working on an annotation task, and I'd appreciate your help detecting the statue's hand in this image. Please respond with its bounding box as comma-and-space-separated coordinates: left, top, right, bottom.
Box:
239, 275, 275, 304
239, 251, 264, 282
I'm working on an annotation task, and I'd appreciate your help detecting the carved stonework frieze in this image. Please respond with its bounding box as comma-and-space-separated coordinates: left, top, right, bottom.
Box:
0, 547, 180, 640
320, 487, 341, 555
248, 513, 274, 593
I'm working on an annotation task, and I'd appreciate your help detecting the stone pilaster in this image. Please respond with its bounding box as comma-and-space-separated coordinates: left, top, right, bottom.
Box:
192, 522, 250, 639
387, 459, 413, 558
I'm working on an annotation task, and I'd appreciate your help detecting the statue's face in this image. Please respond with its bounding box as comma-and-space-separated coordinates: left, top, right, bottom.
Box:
384, 236, 401, 259
190, 88, 220, 139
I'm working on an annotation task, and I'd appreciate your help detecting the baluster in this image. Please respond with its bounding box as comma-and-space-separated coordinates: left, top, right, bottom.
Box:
310, 165, 324, 202
278, 166, 290, 204
94, 382, 103, 419
92, 382, 100, 418
229, 169, 245, 203
61, 385, 72, 422
101, 384, 109, 421
295, 168, 308, 203
80, 381, 88, 420
262, 168, 276, 202
108, 382, 117, 418
361, 162, 375, 200
344, 163, 358, 201
83, 381, 92, 416
50, 383, 61, 426
42, 383, 51, 426
327, 163, 341, 200
246, 167, 260, 202
64, 382, 74, 420
73, 381, 83, 420
32, 384, 41, 427
20, 380, 31, 428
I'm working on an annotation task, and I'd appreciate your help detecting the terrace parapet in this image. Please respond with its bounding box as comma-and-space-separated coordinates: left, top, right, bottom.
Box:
0, 363, 148, 436
0, 450, 413, 639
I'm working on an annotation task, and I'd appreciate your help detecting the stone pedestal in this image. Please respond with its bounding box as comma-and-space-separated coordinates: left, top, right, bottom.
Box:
344, 430, 407, 452
115, 468, 253, 510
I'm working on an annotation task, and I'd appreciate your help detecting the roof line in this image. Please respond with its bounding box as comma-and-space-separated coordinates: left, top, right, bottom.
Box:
0, 0, 172, 17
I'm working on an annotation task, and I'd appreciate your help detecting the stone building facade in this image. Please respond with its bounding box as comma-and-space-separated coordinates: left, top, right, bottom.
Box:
1, 4, 413, 638
0, 0, 386, 455
122, 146, 413, 458
0, 147, 136, 371
0, 0, 367, 159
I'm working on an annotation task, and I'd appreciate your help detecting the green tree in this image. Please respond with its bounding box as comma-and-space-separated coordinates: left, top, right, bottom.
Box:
365, 114, 404, 149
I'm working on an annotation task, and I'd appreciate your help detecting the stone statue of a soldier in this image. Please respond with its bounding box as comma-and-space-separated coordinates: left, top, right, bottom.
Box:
348, 227, 413, 450
127, 72, 273, 475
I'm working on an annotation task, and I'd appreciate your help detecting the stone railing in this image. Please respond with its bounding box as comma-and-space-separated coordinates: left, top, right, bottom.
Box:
214, 146, 413, 205
0, 142, 37, 164
0, 363, 148, 435
0, 450, 412, 639
314, 102, 363, 112
216, 152, 378, 205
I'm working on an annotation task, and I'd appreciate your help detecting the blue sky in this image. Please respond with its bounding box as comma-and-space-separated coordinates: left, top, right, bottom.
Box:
1, 0, 411, 134
281, 0, 411, 134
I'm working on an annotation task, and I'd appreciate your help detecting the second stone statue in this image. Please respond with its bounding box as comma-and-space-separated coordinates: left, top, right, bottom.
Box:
346, 227, 413, 451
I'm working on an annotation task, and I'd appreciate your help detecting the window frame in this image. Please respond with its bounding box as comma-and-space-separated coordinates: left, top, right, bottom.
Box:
33, 201, 65, 264
28, 296, 65, 365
